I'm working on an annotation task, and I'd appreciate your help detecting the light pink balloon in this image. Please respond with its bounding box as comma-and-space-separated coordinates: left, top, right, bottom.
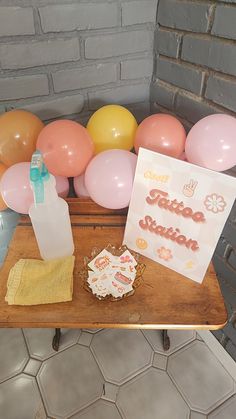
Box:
179, 152, 187, 161
185, 114, 236, 171
0, 162, 32, 214
85, 150, 137, 209
55, 176, 69, 198
73, 174, 90, 198
0, 163, 70, 213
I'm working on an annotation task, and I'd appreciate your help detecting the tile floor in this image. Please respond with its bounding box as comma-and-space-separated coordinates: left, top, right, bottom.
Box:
0, 329, 235, 419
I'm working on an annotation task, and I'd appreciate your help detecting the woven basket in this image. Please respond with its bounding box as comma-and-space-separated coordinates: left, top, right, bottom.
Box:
80, 244, 146, 301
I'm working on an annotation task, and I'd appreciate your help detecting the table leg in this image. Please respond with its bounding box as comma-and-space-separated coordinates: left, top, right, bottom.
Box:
162, 330, 170, 351
52, 328, 61, 352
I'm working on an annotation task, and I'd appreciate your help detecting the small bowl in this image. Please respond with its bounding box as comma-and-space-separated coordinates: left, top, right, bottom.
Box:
80, 244, 146, 301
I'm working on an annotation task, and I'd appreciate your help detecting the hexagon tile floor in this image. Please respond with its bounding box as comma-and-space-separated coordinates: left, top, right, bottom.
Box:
0, 329, 235, 419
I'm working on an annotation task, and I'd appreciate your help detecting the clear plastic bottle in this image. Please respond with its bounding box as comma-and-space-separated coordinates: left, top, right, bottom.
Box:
29, 151, 74, 260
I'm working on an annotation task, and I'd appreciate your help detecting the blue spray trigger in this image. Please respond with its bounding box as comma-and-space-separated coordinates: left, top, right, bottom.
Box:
30, 150, 49, 204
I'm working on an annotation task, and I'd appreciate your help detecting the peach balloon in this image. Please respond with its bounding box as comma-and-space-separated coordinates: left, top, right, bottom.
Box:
134, 114, 186, 158
37, 120, 94, 177
0, 110, 44, 166
0, 163, 8, 211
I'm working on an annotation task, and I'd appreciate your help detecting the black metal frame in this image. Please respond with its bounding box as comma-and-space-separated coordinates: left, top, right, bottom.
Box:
52, 328, 170, 351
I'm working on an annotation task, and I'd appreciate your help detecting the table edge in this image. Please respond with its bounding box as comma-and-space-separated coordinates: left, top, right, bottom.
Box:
0, 320, 228, 330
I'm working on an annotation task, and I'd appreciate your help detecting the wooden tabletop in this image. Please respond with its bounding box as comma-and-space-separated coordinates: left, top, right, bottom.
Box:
0, 198, 227, 330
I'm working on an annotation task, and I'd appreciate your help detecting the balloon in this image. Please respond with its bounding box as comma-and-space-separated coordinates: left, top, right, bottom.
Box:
87, 105, 138, 154
55, 176, 69, 198
134, 114, 186, 158
37, 120, 94, 177
179, 152, 187, 161
0, 163, 32, 214
0, 110, 44, 166
85, 150, 137, 209
0, 163, 8, 211
0, 163, 70, 214
73, 174, 90, 198
185, 114, 236, 171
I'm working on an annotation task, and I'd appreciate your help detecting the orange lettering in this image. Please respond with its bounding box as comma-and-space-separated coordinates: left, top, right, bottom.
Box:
145, 189, 206, 223
182, 207, 193, 218
192, 211, 205, 223
146, 189, 168, 205
138, 215, 199, 252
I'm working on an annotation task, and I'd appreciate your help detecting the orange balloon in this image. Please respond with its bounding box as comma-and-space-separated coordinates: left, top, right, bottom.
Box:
37, 120, 94, 177
134, 114, 186, 158
0, 163, 8, 211
0, 110, 44, 166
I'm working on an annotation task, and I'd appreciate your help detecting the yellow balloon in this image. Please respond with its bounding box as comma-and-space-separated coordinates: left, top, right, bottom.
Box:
87, 105, 138, 154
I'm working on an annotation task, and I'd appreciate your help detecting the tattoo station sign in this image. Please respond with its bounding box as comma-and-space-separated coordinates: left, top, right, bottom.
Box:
123, 148, 236, 283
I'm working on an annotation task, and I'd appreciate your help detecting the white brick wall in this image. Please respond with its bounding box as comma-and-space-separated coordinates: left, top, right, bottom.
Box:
52, 63, 118, 93
0, 0, 155, 122
121, 0, 158, 26
88, 82, 150, 109
19, 94, 85, 120
85, 30, 153, 59
121, 57, 153, 79
0, 7, 35, 36
0, 75, 49, 100
0, 38, 80, 69
39, 3, 119, 32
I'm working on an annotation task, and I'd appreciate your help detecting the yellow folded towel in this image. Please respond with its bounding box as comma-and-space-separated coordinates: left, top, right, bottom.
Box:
5, 256, 75, 305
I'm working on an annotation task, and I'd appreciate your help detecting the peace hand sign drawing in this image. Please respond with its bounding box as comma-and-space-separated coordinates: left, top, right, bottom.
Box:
183, 179, 198, 197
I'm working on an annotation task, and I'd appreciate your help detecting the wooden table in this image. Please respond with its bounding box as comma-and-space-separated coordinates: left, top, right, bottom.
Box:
0, 199, 227, 342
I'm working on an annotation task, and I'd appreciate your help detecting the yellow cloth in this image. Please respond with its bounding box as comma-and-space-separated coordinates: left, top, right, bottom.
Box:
5, 256, 75, 305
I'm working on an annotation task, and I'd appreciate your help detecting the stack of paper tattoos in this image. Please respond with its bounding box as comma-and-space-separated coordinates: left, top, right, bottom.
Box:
87, 248, 137, 299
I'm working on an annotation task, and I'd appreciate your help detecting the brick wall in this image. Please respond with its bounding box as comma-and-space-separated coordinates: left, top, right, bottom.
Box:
0, 0, 158, 124
151, 0, 236, 360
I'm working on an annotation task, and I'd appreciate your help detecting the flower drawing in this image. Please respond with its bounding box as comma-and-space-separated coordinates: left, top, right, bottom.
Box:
204, 193, 226, 214
157, 246, 173, 261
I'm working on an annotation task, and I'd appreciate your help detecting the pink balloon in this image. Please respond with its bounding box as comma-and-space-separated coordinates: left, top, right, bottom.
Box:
185, 114, 236, 171
0, 163, 70, 213
85, 150, 137, 209
73, 174, 90, 198
178, 152, 187, 161
0, 163, 32, 214
55, 176, 69, 198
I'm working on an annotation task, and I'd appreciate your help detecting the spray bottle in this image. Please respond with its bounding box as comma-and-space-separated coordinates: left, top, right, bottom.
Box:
29, 150, 74, 260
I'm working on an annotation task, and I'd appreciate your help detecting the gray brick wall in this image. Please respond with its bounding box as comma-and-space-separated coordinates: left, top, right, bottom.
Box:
0, 0, 157, 123
152, 0, 236, 360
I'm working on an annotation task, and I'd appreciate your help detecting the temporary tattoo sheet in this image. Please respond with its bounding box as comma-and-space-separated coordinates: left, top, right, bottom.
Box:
87, 249, 137, 298
123, 148, 236, 283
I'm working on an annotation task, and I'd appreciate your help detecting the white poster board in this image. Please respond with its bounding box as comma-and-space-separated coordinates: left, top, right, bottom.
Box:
123, 148, 236, 283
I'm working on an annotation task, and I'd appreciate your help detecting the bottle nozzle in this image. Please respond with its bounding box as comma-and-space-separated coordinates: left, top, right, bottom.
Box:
30, 150, 49, 204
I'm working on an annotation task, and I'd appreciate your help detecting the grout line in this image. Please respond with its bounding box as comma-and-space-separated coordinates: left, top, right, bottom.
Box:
207, 3, 217, 34
35, 374, 49, 418
157, 24, 236, 45
177, 33, 183, 59
198, 330, 236, 382
201, 71, 209, 97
